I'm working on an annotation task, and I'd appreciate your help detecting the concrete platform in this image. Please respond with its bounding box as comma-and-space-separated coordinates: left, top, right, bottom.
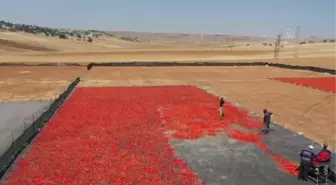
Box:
0, 101, 51, 156
170, 123, 336, 185
262, 124, 336, 174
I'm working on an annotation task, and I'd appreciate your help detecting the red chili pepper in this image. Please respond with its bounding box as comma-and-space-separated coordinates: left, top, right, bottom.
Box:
4, 86, 300, 184
273, 77, 336, 93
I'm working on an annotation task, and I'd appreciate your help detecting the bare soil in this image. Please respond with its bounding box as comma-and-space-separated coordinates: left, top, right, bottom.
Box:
0, 66, 84, 101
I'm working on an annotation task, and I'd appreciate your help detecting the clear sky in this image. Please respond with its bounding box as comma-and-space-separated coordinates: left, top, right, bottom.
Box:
1, 0, 335, 37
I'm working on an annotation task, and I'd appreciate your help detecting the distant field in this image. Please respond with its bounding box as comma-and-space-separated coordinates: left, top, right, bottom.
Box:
0, 31, 334, 69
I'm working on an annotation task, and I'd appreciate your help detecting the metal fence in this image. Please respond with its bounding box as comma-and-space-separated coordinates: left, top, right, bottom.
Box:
0, 77, 80, 179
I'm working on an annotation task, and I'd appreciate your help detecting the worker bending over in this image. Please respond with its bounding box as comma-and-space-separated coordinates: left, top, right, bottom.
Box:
298, 145, 316, 182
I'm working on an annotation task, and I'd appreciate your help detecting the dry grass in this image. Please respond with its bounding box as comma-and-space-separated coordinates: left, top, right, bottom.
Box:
0, 66, 85, 101
0, 50, 334, 69
269, 56, 336, 69
0, 31, 334, 69
0, 32, 205, 52
0, 49, 272, 64
81, 66, 336, 149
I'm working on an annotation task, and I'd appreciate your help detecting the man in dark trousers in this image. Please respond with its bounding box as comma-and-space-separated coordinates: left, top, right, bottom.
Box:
263, 109, 273, 134
298, 145, 316, 182
219, 97, 225, 118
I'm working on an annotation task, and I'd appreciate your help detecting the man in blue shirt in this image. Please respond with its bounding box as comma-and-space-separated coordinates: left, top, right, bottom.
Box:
263, 109, 273, 134
298, 145, 316, 182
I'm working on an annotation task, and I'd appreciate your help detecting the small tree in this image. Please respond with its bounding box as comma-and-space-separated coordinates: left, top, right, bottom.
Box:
329, 39, 335, 43
323, 39, 328, 43
87, 37, 93, 42
50, 31, 56, 37
77, 34, 81, 38
59, 34, 67, 39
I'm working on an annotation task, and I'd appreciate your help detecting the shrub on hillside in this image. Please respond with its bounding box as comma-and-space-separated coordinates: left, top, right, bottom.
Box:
50, 31, 57, 37
87, 37, 93, 42
59, 34, 67, 39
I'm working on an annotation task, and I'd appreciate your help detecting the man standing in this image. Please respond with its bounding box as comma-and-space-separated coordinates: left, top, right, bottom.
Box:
263, 109, 273, 134
219, 97, 225, 118
298, 145, 316, 182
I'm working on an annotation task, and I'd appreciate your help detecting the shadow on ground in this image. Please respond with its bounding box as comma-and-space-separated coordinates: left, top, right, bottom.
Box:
170, 124, 336, 185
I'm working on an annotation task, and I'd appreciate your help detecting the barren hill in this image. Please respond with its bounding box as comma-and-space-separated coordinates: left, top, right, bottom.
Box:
0, 20, 335, 68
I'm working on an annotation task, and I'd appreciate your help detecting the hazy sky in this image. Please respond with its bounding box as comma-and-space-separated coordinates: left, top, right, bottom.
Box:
1, 0, 335, 37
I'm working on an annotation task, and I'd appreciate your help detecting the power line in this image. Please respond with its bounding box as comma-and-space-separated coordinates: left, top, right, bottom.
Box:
274, 34, 282, 60
294, 26, 300, 58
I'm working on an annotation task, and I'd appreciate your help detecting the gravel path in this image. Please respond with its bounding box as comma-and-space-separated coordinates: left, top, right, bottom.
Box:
0, 101, 51, 156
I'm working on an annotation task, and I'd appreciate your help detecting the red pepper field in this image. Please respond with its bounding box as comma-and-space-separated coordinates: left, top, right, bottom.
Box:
2, 86, 301, 185
273, 77, 336, 93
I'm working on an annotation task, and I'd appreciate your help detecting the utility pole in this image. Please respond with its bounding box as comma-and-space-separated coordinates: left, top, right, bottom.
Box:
294, 25, 300, 58
274, 34, 282, 60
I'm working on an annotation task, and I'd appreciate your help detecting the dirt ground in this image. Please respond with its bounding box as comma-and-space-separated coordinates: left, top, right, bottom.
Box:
0, 49, 272, 64
0, 66, 84, 101
1, 51, 334, 69
80, 66, 336, 149
267, 56, 336, 69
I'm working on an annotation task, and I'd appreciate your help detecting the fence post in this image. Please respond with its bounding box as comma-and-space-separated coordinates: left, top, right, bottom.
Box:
24, 121, 27, 142
32, 115, 35, 132
12, 132, 15, 157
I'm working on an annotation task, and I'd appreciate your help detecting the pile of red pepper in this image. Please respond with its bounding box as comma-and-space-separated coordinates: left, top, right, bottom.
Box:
4, 86, 299, 184
273, 77, 336, 93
